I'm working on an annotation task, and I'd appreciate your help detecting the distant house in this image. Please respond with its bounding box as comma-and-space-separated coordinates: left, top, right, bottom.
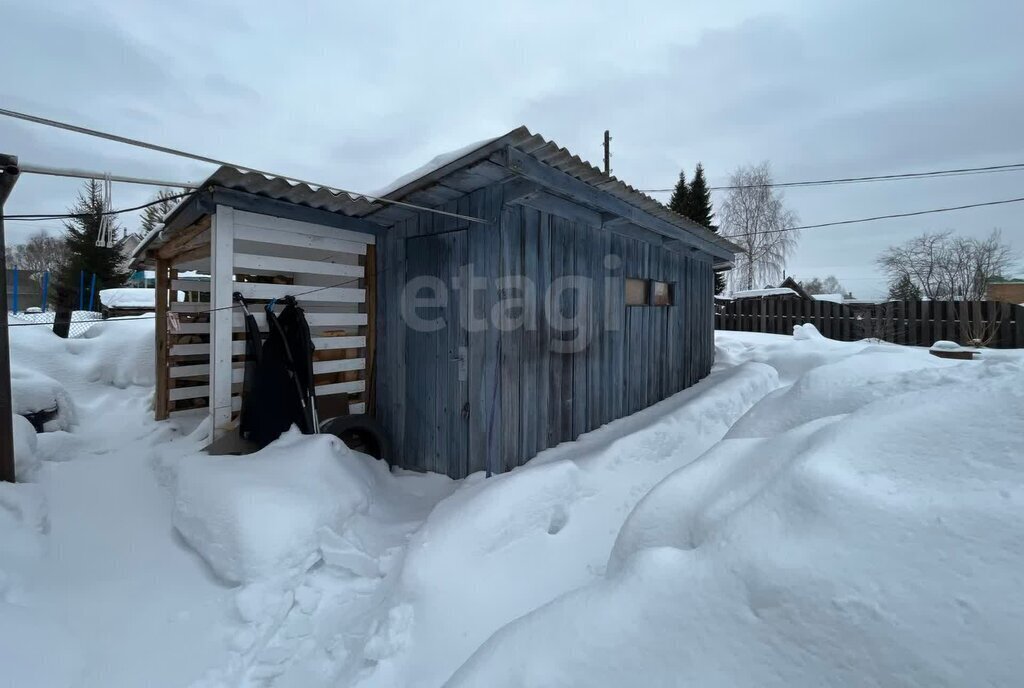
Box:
986, 279, 1024, 305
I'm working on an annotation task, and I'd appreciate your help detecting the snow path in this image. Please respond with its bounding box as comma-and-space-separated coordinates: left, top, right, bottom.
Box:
28, 387, 237, 687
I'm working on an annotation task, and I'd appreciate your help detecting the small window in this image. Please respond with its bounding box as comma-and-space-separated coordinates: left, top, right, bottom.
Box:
625, 278, 648, 305
652, 281, 673, 306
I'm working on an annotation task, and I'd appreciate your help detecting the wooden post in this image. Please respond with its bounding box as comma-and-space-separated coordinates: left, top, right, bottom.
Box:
0, 154, 20, 482
154, 258, 170, 420
209, 205, 235, 437
364, 243, 377, 416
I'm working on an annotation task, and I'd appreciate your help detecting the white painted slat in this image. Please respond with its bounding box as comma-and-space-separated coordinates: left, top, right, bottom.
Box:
169, 385, 209, 401
169, 363, 209, 378
170, 341, 246, 357
234, 253, 363, 278
234, 209, 375, 245
235, 225, 367, 256
312, 336, 365, 350
171, 302, 212, 313
237, 282, 364, 303
171, 321, 211, 334
170, 312, 366, 335
349, 402, 366, 414
237, 311, 366, 328
171, 280, 363, 303
171, 279, 210, 292
315, 380, 365, 396
313, 358, 365, 374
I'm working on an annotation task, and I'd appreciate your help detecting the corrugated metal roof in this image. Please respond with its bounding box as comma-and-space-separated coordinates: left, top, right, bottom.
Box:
142, 126, 740, 258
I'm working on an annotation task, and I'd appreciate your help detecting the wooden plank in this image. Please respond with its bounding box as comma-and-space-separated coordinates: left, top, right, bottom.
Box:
154, 259, 170, 420
233, 253, 363, 278
210, 205, 236, 436
234, 224, 368, 256
312, 336, 365, 350
209, 187, 383, 237
446, 227, 469, 476
363, 243, 377, 416
169, 385, 210, 402
171, 279, 364, 304
172, 311, 367, 335
232, 208, 375, 245
170, 340, 246, 358
315, 380, 366, 396
519, 206, 542, 462
499, 204, 523, 471
313, 358, 366, 374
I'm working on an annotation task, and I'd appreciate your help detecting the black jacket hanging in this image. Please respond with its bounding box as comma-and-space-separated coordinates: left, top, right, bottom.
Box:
240, 296, 317, 447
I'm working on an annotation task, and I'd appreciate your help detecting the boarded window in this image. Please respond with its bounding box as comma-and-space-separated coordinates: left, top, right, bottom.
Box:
652, 281, 673, 306
625, 278, 648, 305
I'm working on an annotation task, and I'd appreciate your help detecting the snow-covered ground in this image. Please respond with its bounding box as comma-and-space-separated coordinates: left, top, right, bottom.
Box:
2, 321, 1021, 687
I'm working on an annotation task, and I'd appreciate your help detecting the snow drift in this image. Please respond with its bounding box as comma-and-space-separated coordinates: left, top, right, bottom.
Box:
171, 430, 388, 583
447, 342, 1024, 688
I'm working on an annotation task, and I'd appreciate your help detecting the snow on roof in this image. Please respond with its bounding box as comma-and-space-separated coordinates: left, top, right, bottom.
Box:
812, 293, 844, 304
99, 288, 155, 309
730, 287, 800, 299
371, 136, 502, 198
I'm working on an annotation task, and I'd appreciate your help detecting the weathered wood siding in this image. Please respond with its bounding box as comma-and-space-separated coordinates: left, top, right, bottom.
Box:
375, 183, 716, 478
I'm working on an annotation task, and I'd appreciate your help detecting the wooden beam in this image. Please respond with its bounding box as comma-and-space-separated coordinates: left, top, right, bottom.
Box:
498, 145, 733, 261
154, 258, 170, 420
234, 224, 368, 256
501, 177, 543, 204
210, 187, 384, 237
233, 208, 375, 245
157, 218, 210, 260
364, 244, 377, 416
209, 205, 235, 437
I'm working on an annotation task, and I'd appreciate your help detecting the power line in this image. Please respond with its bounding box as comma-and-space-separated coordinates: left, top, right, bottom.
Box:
640, 162, 1024, 193
3, 191, 193, 222
0, 106, 487, 225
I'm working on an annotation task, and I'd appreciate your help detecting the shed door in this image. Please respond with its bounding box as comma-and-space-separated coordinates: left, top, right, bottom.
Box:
404, 230, 469, 476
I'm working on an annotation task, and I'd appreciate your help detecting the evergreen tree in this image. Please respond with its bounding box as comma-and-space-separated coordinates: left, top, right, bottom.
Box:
667, 170, 688, 216
53, 180, 130, 311
888, 274, 922, 301
140, 188, 183, 236
681, 163, 726, 294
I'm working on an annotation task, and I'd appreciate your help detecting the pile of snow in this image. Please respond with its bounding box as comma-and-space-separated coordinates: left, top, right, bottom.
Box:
9, 315, 155, 390
371, 136, 500, 198
447, 334, 1024, 688
98, 287, 155, 309
343, 362, 778, 687
170, 429, 387, 583
11, 415, 41, 479
10, 366, 76, 431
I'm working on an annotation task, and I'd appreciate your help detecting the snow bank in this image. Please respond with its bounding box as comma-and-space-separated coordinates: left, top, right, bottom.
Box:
98, 287, 155, 309
171, 430, 388, 583
9, 315, 155, 390
447, 340, 1024, 688
354, 362, 778, 687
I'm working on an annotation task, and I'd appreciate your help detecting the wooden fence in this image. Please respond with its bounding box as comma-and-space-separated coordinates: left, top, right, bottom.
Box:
715, 298, 1024, 348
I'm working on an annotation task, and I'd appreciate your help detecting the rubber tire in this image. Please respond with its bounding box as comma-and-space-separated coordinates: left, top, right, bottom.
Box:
319, 414, 392, 461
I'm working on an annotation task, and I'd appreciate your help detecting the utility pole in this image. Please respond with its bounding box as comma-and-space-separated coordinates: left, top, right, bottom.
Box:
0, 153, 20, 482
603, 130, 611, 175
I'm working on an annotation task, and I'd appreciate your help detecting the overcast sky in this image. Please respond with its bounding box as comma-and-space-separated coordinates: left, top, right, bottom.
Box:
3, 0, 1023, 297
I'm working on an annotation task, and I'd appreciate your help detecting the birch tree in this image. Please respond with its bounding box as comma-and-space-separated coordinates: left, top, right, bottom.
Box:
719, 162, 799, 291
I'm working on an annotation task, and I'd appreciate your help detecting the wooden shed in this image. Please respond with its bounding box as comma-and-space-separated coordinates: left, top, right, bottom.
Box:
134, 127, 739, 478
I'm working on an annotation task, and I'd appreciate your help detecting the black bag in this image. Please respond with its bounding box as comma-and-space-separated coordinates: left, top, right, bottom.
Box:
240, 296, 317, 447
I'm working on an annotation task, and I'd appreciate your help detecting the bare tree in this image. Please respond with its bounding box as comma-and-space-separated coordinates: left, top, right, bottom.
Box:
799, 275, 846, 296
7, 230, 70, 275
719, 162, 800, 291
878, 230, 1014, 300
